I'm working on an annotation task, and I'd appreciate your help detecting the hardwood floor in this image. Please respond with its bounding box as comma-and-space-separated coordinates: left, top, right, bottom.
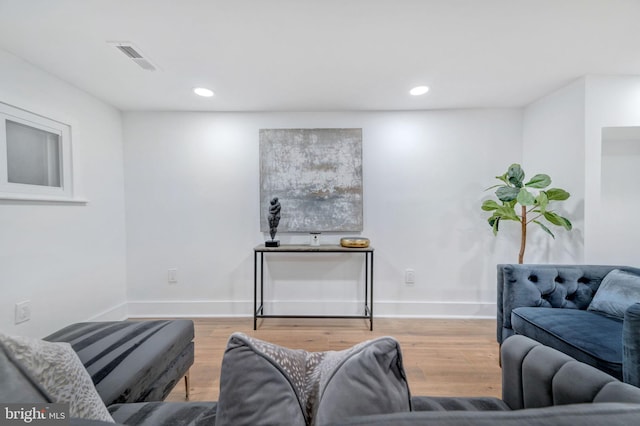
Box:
165, 317, 502, 402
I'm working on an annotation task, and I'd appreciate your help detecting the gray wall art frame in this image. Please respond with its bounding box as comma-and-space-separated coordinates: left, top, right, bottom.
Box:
259, 128, 363, 233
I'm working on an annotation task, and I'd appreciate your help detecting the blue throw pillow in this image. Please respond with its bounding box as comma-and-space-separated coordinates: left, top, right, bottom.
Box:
588, 269, 640, 319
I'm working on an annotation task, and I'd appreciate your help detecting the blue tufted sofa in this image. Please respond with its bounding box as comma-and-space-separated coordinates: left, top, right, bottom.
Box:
497, 264, 640, 387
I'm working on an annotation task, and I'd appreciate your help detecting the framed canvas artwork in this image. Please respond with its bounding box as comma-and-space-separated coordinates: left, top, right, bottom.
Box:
259, 128, 363, 232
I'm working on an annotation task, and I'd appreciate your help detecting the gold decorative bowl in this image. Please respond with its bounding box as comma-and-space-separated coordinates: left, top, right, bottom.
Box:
340, 237, 370, 248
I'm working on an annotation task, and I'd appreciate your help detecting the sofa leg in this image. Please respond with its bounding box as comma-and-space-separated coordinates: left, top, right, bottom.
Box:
184, 370, 190, 400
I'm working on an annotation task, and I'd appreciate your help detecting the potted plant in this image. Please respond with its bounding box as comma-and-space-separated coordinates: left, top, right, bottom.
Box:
481, 164, 572, 264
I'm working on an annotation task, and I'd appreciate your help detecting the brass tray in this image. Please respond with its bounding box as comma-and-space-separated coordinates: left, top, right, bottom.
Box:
340, 237, 370, 248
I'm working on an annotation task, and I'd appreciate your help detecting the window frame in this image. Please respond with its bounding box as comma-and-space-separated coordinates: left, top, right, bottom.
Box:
0, 101, 81, 203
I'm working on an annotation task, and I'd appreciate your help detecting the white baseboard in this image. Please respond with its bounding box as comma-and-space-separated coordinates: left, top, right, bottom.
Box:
127, 300, 253, 318
374, 301, 496, 318
87, 302, 128, 321
126, 299, 496, 319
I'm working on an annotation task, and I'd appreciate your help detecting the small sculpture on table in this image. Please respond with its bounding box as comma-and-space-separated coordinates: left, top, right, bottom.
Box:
266, 197, 281, 247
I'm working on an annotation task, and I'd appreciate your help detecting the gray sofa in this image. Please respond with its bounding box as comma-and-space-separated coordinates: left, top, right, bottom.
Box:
497, 264, 640, 387
4, 329, 640, 425
329, 334, 640, 426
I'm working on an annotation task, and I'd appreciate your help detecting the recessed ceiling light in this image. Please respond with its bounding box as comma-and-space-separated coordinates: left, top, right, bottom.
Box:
410, 86, 430, 96
194, 87, 214, 97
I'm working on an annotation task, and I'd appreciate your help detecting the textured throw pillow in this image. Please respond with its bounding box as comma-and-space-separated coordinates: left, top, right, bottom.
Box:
215, 333, 411, 426
0, 333, 114, 423
588, 269, 640, 319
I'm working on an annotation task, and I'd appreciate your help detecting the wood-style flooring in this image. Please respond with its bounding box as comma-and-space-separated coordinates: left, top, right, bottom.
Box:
165, 317, 501, 402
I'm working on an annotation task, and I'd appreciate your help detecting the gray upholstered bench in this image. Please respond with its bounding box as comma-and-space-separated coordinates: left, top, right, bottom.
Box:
44, 319, 194, 406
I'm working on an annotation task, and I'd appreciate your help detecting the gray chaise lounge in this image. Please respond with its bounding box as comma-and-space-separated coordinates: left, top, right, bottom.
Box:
44, 319, 194, 405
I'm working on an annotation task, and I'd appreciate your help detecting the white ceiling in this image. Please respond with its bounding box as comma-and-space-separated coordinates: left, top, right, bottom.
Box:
1, 0, 639, 112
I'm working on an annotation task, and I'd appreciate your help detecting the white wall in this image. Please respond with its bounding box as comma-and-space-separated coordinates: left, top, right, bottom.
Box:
0, 50, 127, 337
3, 44, 638, 332
600, 126, 640, 265
521, 75, 640, 267
522, 79, 586, 263
123, 110, 523, 318
584, 76, 640, 265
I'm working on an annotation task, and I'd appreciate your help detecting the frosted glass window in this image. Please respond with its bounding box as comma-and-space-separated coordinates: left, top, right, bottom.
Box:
6, 120, 61, 187
0, 101, 76, 201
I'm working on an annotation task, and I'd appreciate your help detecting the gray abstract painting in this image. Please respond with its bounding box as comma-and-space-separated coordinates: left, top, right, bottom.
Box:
260, 128, 363, 232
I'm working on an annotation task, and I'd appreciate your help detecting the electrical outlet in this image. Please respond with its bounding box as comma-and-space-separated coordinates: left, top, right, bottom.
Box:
15, 300, 31, 324
168, 268, 178, 284
405, 269, 415, 285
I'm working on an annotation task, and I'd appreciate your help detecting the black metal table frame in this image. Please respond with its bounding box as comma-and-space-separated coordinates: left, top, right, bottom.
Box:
253, 245, 374, 330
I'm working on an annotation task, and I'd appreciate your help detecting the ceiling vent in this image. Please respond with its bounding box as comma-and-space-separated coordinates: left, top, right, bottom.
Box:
108, 41, 158, 71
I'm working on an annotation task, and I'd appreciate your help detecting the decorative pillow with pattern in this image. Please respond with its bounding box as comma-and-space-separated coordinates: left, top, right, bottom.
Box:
215, 332, 411, 426
0, 332, 114, 423
588, 269, 640, 319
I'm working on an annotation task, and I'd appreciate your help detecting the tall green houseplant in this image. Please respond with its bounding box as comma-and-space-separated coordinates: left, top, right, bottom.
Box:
482, 164, 572, 264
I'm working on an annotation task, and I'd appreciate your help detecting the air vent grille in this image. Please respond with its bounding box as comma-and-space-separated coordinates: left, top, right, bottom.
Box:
115, 45, 143, 59
133, 58, 156, 71
108, 41, 158, 71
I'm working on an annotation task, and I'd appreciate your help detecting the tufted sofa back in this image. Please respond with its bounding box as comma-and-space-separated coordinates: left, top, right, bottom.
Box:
501, 335, 640, 410
496, 264, 640, 343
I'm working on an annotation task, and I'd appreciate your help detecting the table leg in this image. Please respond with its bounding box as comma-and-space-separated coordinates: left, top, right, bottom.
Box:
370, 252, 374, 331
260, 252, 264, 315
253, 251, 257, 330
365, 252, 369, 316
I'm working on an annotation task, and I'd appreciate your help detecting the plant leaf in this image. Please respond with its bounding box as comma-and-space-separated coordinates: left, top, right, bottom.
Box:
516, 188, 536, 206
496, 186, 519, 202
559, 215, 572, 230
484, 184, 505, 191
489, 213, 500, 236
546, 188, 570, 201
481, 200, 501, 211
533, 220, 555, 238
543, 211, 563, 226
496, 205, 520, 221
535, 191, 549, 212
507, 164, 525, 187
525, 174, 551, 189
489, 216, 500, 235
543, 211, 572, 230
495, 174, 509, 185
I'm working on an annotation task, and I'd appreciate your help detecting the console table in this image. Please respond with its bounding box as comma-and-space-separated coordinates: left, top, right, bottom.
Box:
253, 244, 374, 330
